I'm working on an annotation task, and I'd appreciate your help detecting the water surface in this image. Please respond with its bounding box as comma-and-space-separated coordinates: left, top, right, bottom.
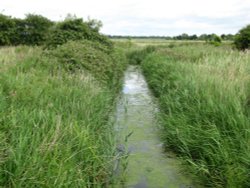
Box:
114, 66, 196, 188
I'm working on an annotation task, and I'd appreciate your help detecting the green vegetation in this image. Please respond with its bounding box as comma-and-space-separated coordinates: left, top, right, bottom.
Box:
0, 13, 111, 48
1, 11, 249, 187
127, 46, 156, 65
234, 24, 250, 50
132, 43, 250, 187
46, 16, 112, 49
0, 39, 127, 187
109, 33, 234, 41
0, 13, 127, 187
0, 14, 53, 46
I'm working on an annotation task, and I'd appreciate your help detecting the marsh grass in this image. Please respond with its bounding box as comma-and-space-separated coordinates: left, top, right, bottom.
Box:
0, 41, 127, 187
140, 44, 250, 187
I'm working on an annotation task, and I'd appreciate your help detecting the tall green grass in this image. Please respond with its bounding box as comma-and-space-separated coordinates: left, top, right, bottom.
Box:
0, 42, 127, 187
140, 44, 250, 187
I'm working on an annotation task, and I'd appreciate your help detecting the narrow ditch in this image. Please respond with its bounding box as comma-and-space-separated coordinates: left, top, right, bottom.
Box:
113, 65, 196, 188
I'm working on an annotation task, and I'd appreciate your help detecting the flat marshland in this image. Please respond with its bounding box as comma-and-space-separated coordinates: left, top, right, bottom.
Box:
0, 39, 249, 188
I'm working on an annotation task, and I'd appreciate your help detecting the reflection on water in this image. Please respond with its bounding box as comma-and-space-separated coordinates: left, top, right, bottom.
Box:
114, 66, 197, 188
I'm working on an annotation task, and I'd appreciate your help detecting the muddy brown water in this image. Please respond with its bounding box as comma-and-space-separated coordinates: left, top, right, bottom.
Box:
113, 66, 198, 188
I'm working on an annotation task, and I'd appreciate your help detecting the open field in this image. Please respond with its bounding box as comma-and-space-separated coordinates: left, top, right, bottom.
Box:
111, 38, 233, 47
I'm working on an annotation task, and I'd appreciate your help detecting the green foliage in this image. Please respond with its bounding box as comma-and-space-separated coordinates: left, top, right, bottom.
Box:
0, 14, 53, 46
0, 13, 111, 48
207, 34, 222, 46
127, 46, 156, 65
46, 40, 126, 88
43, 17, 92, 48
22, 14, 53, 45
221, 34, 234, 41
0, 14, 15, 45
11, 18, 26, 45
234, 24, 250, 50
141, 44, 250, 187
0, 42, 127, 187
45, 17, 113, 49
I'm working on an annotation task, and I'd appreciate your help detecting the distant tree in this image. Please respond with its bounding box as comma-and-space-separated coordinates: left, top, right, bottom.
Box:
234, 24, 250, 50
207, 34, 222, 46
173, 33, 189, 40
211, 34, 222, 43
190, 34, 198, 40
221, 34, 226, 40
181, 33, 189, 40
221, 34, 234, 41
226, 34, 234, 40
199, 34, 208, 41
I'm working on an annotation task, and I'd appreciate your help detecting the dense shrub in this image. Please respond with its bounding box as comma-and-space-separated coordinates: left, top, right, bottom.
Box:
46, 40, 126, 88
0, 14, 15, 45
0, 13, 112, 49
22, 14, 53, 45
207, 34, 222, 46
0, 14, 53, 46
46, 18, 113, 49
234, 24, 250, 50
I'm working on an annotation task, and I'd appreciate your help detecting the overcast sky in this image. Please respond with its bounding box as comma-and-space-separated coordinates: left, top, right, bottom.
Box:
1, 0, 250, 36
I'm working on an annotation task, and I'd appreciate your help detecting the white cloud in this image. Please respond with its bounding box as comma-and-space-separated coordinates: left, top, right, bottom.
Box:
1, 0, 250, 35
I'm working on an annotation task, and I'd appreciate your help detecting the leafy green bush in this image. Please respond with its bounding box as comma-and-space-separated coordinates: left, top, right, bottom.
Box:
207, 34, 222, 46
234, 24, 250, 50
0, 14, 15, 45
0, 13, 112, 48
0, 14, 53, 46
22, 14, 53, 45
46, 40, 126, 88
45, 17, 113, 49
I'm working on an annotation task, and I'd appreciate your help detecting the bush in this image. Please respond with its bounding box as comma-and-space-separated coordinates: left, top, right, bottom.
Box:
22, 14, 53, 45
234, 24, 250, 50
45, 17, 113, 50
0, 13, 112, 49
46, 40, 126, 88
0, 14, 53, 46
206, 34, 222, 46
0, 14, 15, 45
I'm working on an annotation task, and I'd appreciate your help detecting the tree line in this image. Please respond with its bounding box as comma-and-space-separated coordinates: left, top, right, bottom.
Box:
109, 26, 250, 50
0, 13, 249, 50
0, 13, 112, 49
108, 33, 234, 41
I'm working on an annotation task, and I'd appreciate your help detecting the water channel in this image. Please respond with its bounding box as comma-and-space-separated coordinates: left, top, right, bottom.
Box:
113, 66, 196, 188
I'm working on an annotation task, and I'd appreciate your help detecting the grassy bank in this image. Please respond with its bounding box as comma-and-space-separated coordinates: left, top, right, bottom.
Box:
0, 41, 127, 187
138, 43, 250, 187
